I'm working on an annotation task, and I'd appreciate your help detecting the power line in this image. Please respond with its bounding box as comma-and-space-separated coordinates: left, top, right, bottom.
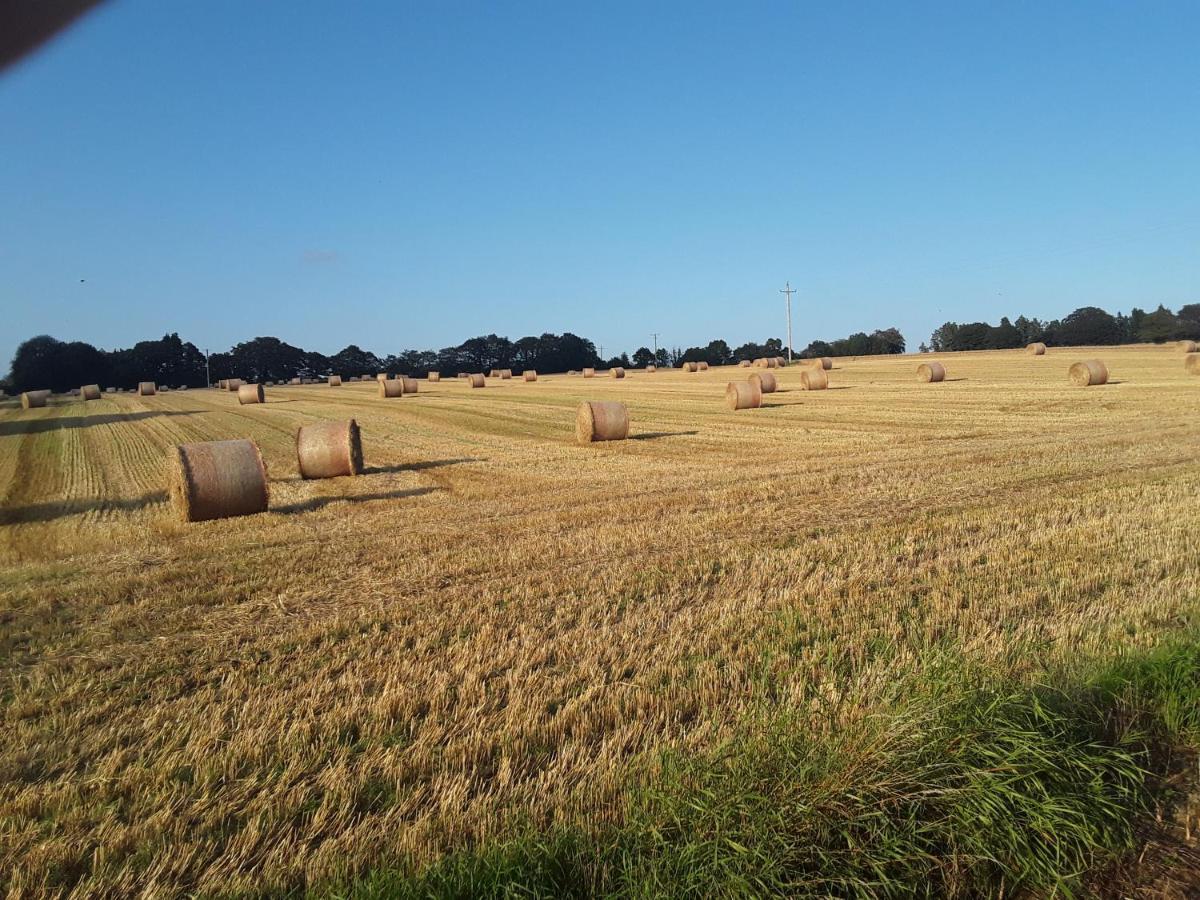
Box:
780, 282, 796, 362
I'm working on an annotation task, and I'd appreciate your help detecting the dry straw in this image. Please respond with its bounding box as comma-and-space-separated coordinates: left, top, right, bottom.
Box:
738, 360, 752, 367
218, 379, 228, 390
469, 374, 486, 388
226, 379, 243, 391
750, 372, 778, 394
726, 380, 762, 410
646, 364, 656, 373
1027, 342, 1047, 355
428, 372, 440, 382
379, 379, 403, 398
1069, 360, 1109, 387
377, 374, 392, 382
775, 356, 786, 367
80, 384, 101, 401
611, 367, 625, 378
401, 377, 419, 394
576, 400, 629, 443
524, 370, 538, 382
1180, 340, 1198, 353
20, 390, 50, 409
169, 438, 269, 522
1185, 353, 1200, 375
237, 383, 265, 405
814, 357, 832, 370
501, 369, 513, 379
681, 361, 698, 372
329, 376, 342, 387
583, 368, 596, 378
697, 361, 709, 371
800, 368, 828, 390
297, 420, 363, 479
917, 362, 946, 383
138, 382, 157, 396
290, 377, 301, 385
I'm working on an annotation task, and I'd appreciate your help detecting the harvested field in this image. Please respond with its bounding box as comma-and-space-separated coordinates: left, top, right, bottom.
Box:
1, 345, 1198, 895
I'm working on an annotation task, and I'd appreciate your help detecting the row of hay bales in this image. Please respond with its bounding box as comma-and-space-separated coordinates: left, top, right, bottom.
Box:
170, 419, 364, 522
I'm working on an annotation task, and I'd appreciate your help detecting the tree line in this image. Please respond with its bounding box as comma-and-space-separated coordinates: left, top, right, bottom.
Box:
4, 323, 909, 393
925, 304, 1200, 352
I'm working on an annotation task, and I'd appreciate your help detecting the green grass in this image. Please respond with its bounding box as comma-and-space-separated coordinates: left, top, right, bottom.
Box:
303, 636, 1200, 900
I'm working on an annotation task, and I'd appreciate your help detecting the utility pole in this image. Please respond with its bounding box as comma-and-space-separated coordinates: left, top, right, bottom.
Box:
651, 332, 660, 356
205, 349, 211, 387
780, 282, 796, 362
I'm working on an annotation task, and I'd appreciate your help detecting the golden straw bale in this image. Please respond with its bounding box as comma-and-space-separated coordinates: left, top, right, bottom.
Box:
500, 369, 513, 379
726, 381, 762, 410
169, 439, 269, 522
646, 364, 656, 373
226, 379, 243, 391
815, 357, 832, 370
329, 375, 342, 386
697, 361, 709, 371
524, 370, 538, 382
1027, 342, 1047, 355
81, 384, 101, 401
137, 382, 157, 396
576, 401, 629, 443
218, 379, 228, 390
469, 374, 485, 388
583, 368, 596, 378
750, 372, 777, 393
297, 420, 363, 479
20, 390, 50, 408
800, 368, 828, 390
611, 367, 625, 378
1179, 340, 1198, 353
237, 383, 265, 404
1069, 360, 1108, 387
428, 372, 440, 382
1185, 353, 1200, 374
916, 362, 945, 383
379, 379, 403, 398
401, 377, 419, 394
775, 356, 786, 367
376, 374, 391, 382
738, 360, 751, 368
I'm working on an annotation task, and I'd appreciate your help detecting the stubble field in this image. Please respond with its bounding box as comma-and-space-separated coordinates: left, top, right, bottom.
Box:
1, 346, 1198, 896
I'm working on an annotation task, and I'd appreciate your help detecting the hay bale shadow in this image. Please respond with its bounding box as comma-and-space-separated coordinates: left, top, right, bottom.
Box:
629, 430, 698, 441
0, 491, 169, 526
272, 486, 439, 515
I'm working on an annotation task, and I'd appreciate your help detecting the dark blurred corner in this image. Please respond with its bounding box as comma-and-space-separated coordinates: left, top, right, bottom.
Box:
1, 0, 108, 73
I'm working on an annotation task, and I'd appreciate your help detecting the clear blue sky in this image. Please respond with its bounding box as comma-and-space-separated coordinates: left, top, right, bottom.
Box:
2, 0, 1197, 366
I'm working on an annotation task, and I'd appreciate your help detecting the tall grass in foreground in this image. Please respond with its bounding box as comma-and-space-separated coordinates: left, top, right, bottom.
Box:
322, 639, 1200, 899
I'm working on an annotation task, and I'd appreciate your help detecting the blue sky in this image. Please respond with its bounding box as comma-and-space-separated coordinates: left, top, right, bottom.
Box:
2, 0, 1197, 365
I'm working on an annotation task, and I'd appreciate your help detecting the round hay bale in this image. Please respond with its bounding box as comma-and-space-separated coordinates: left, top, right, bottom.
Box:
1027, 342, 1047, 355
329, 375, 342, 386
682, 361, 699, 372
237, 383, 265, 404
800, 368, 828, 390
105, 387, 116, 393
697, 361, 709, 371
169, 439, 269, 522
646, 364, 657, 373
583, 367, 596, 378
401, 377, 419, 394
376, 374, 392, 383
218, 379, 228, 390
81, 384, 101, 401
1179, 340, 1198, 353
297, 419, 363, 479
20, 390, 50, 408
468, 374, 485, 388
428, 372, 441, 382
500, 369, 512, 379
1069, 360, 1108, 387
738, 360, 752, 368
611, 367, 625, 378
138, 382, 157, 396
816, 357, 832, 370
290, 377, 301, 385
916, 362, 945, 383
775, 357, 786, 367
457, 372, 469, 379
524, 370, 538, 382
226, 379, 243, 391
1185, 353, 1200, 375
379, 379, 403, 398
750, 372, 777, 393
576, 400, 629, 443
726, 380, 762, 410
